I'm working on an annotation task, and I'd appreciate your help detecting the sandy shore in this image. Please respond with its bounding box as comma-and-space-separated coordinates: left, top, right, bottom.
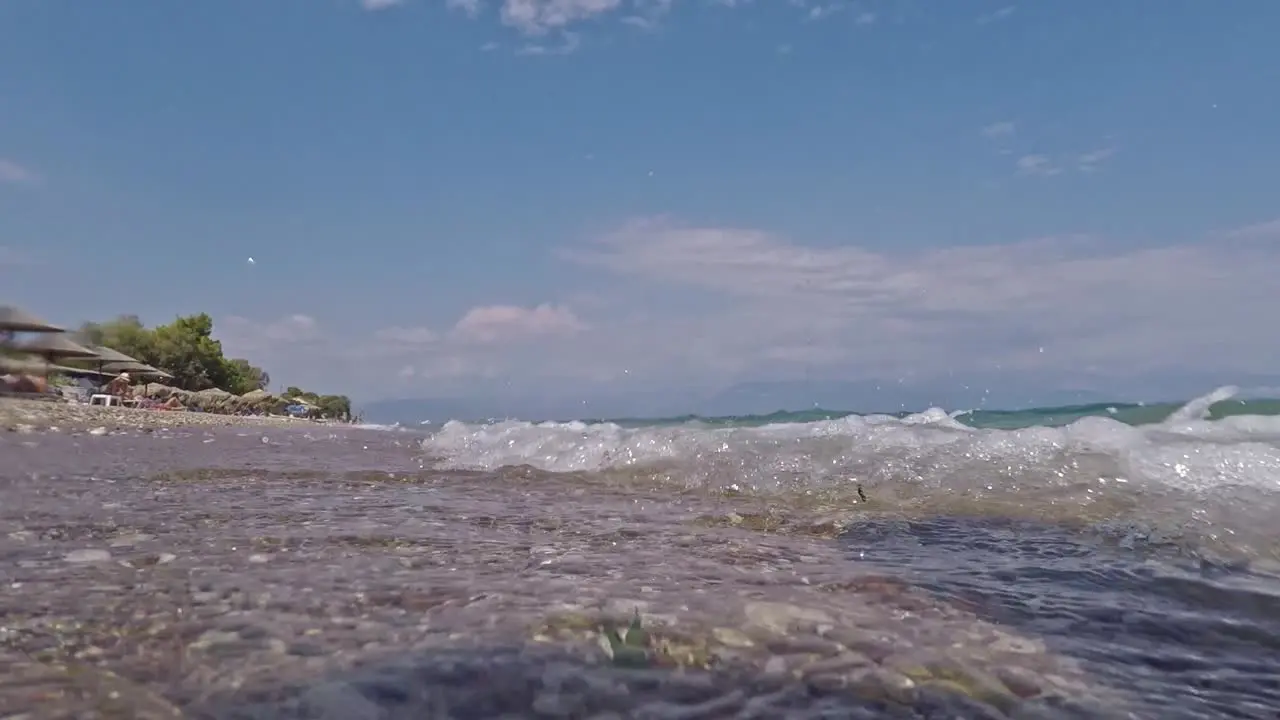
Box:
0, 396, 325, 431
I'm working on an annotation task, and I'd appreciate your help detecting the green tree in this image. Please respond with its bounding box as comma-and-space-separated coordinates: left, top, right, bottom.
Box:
224, 358, 270, 394
79, 315, 156, 363
316, 394, 352, 420
75, 313, 349, 419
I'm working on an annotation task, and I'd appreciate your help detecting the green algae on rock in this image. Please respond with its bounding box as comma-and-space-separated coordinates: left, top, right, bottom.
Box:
525, 596, 1120, 716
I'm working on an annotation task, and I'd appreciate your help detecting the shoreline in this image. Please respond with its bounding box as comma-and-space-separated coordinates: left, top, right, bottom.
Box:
0, 397, 328, 431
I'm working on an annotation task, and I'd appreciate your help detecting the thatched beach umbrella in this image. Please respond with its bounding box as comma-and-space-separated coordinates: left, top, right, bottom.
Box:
89, 345, 139, 365
0, 305, 64, 334
0, 355, 54, 374
102, 360, 173, 380
82, 345, 143, 388
12, 335, 98, 389
4, 336, 99, 393
17, 333, 100, 361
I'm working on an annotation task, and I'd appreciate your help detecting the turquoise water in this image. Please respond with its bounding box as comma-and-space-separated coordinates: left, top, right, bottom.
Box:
595, 397, 1280, 430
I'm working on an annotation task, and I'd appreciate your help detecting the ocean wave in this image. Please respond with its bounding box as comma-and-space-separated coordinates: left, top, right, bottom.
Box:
419, 387, 1280, 560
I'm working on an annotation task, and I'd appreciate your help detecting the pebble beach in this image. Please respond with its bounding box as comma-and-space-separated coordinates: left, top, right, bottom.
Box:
0, 397, 325, 433
4, 394, 1279, 718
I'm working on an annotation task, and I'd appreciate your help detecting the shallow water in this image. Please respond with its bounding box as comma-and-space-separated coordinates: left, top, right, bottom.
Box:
2, 391, 1279, 718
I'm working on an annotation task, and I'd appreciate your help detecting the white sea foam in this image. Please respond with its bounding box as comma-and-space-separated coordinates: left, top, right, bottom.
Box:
420, 387, 1280, 557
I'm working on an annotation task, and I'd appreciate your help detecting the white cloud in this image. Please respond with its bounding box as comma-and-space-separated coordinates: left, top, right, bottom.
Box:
361, 0, 405, 10
1222, 219, 1280, 241
554, 217, 1280, 378
324, 217, 1280, 397
517, 31, 581, 55
854, 11, 875, 25
1075, 147, 1116, 172
1015, 154, 1061, 176
1011, 147, 1117, 176
452, 303, 586, 343
446, 0, 484, 18
500, 0, 622, 35
804, 3, 842, 21
981, 121, 1015, 139
621, 0, 674, 29
0, 159, 36, 185
221, 314, 322, 348
976, 5, 1015, 25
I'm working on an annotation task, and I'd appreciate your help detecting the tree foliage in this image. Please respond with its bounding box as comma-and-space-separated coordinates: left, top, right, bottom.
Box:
76, 313, 349, 418
283, 386, 352, 421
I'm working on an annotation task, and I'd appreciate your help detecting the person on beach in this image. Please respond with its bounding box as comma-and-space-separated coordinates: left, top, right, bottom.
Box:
105, 372, 132, 399
3, 374, 46, 394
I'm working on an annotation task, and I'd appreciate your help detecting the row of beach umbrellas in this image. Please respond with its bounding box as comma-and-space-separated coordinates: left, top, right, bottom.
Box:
0, 304, 174, 382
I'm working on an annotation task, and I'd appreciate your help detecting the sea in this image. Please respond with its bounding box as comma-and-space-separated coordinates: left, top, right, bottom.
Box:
3, 386, 1279, 719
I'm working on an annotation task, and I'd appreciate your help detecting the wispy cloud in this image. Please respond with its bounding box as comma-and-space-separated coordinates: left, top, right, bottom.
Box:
981, 121, 1016, 139
517, 31, 581, 55
1075, 147, 1117, 173
804, 3, 843, 21
1015, 154, 1061, 176
222, 314, 322, 348
500, 0, 622, 35
452, 303, 587, 344
0, 159, 37, 185
360, 0, 405, 11
976, 5, 1015, 25
621, 0, 674, 29
1221, 218, 1280, 241
854, 11, 876, 25
446, 0, 484, 18
553, 217, 1280, 377
1011, 147, 1118, 177
326, 216, 1280, 392
980, 118, 1118, 177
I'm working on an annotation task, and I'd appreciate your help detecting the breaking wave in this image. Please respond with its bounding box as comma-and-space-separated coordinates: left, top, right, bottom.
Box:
420, 387, 1280, 561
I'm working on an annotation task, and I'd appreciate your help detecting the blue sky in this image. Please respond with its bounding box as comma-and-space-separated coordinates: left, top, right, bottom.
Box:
2, 0, 1279, 414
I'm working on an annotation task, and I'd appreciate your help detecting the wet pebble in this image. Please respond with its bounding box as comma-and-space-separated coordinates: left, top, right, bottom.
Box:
710, 627, 753, 648
532, 690, 585, 717
846, 667, 916, 705
799, 651, 874, 676
817, 626, 898, 663
764, 635, 844, 655
109, 533, 155, 547
995, 665, 1045, 698
990, 631, 1045, 655
742, 601, 833, 634
633, 689, 745, 720
288, 641, 328, 657
64, 548, 112, 563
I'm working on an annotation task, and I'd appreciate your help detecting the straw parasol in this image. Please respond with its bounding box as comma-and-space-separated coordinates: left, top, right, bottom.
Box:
102, 360, 174, 380
0, 355, 111, 377
88, 345, 139, 365
81, 345, 142, 388
0, 305, 64, 334
17, 333, 100, 361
